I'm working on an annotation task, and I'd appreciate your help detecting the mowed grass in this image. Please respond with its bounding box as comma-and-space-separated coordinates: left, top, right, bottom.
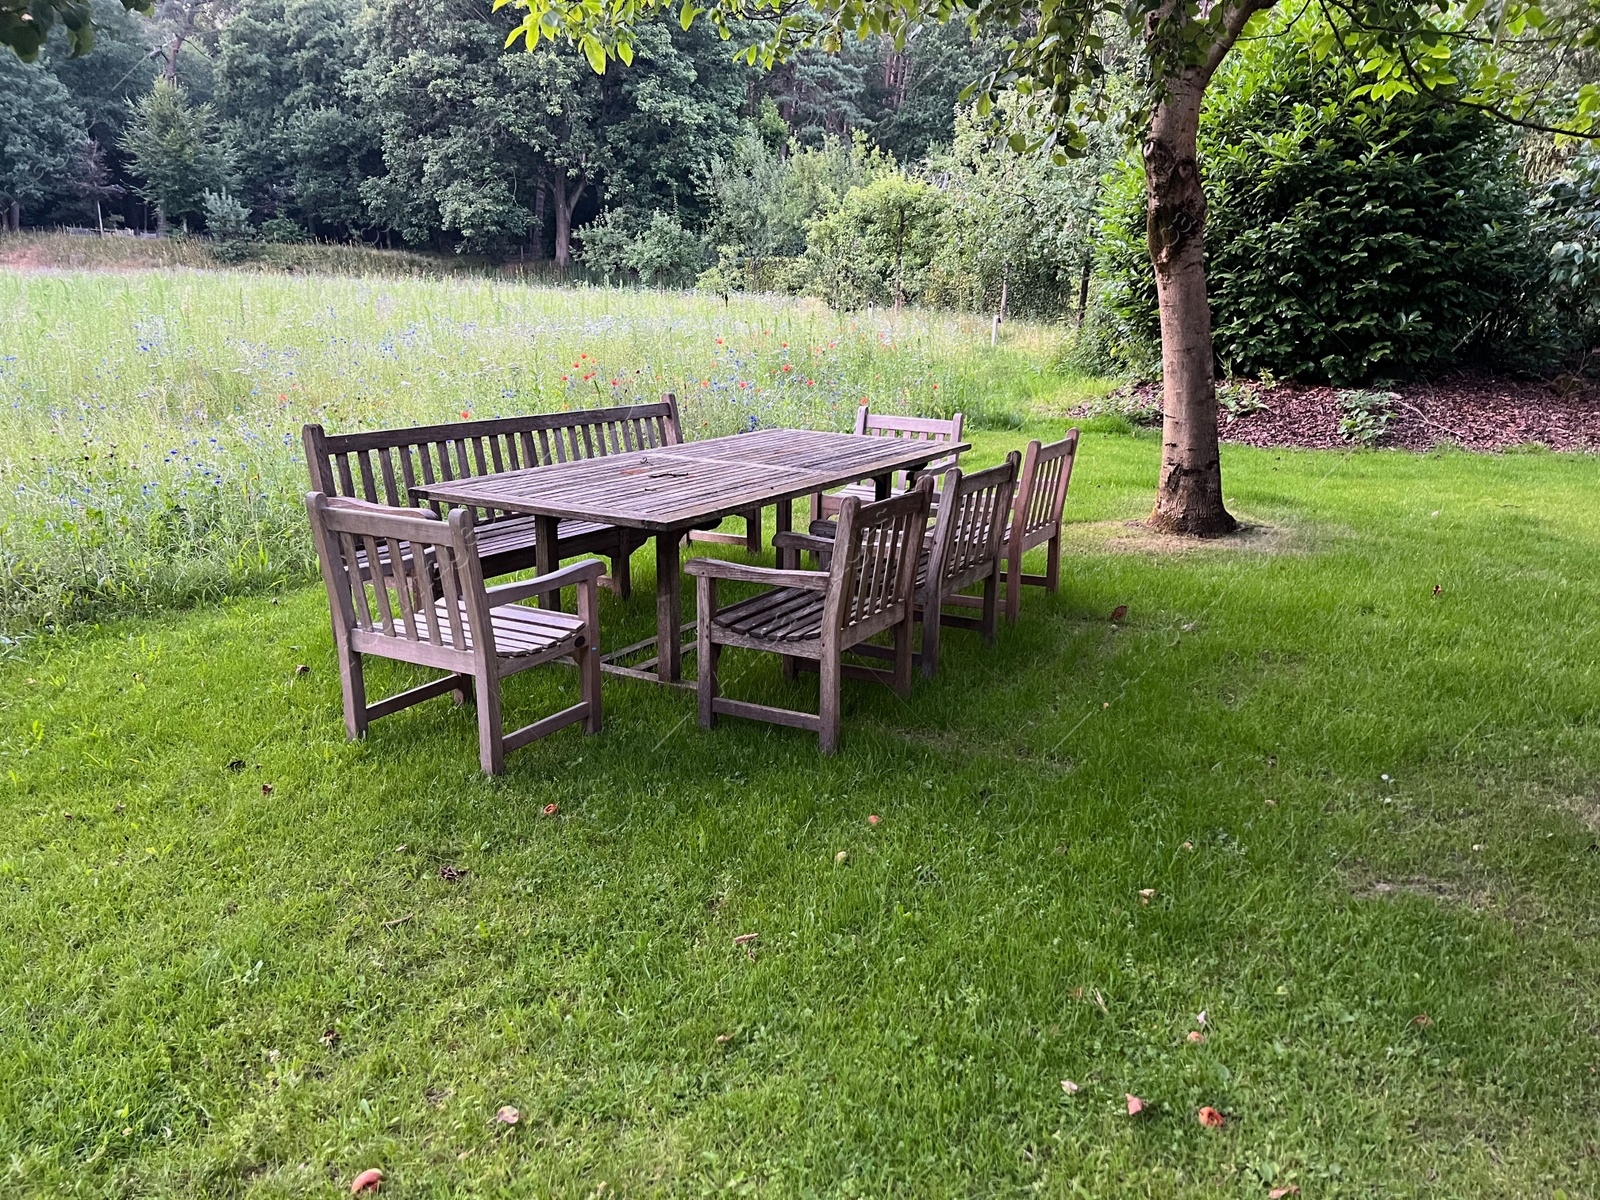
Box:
3, 422, 1599, 1198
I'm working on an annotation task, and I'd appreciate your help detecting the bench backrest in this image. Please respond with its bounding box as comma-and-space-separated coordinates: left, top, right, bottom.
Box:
1012, 430, 1080, 551
825, 476, 934, 640
303, 396, 684, 522
927, 452, 1020, 594
853, 405, 965, 481
306, 492, 489, 665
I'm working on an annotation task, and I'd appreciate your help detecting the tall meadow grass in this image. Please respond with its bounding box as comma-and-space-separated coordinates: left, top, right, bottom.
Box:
0, 266, 1098, 639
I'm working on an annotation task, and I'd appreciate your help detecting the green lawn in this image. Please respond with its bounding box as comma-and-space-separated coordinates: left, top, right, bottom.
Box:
3, 422, 1599, 1197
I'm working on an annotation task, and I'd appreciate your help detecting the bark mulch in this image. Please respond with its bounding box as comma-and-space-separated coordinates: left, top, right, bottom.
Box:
1111, 373, 1600, 453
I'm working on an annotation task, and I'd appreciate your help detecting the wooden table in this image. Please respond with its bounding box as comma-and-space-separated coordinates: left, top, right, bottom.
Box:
411, 428, 969, 683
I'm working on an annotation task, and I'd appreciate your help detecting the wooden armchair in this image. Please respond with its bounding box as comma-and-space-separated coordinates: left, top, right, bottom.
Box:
685, 478, 933, 755
802, 454, 1019, 677
1002, 431, 1080, 623
809, 406, 964, 523
306, 492, 603, 775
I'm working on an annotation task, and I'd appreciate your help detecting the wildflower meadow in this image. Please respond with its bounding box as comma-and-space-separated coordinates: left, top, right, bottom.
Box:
0, 270, 1092, 640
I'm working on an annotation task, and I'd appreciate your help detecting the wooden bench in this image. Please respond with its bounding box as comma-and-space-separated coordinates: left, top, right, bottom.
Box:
303, 399, 686, 599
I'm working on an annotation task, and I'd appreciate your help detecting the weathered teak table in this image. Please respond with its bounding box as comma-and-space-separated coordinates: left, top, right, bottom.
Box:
411, 428, 969, 683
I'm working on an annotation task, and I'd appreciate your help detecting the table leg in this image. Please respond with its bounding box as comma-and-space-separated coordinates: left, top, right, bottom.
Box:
773, 496, 793, 569
656, 531, 682, 682
535, 514, 562, 610
873, 472, 892, 501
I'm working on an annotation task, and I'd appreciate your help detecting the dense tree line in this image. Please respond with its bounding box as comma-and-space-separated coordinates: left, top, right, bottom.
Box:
3, 0, 1595, 384
0, 0, 986, 254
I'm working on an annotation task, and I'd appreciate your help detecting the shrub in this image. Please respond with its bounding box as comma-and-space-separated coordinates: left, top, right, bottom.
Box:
1534, 151, 1600, 362
804, 173, 946, 309
1218, 379, 1267, 418
1336, 388, 1398, 445
580, 209, 706, 288
202, 189, 253, 240
1098, 27, 1549, 384
626, 211, 705, 288
258, 215, 307, 244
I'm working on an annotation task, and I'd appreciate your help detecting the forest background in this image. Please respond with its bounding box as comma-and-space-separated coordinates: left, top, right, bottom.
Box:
2, 0, 1598, 386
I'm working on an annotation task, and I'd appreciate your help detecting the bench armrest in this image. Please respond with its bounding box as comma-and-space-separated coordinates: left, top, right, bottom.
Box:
684, 556, 830, 591
772, 531, 838, 557
486, 558, 606, 606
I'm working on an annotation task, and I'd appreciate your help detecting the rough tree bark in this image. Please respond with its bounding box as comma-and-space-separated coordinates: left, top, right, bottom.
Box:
1142, 0, 1270, 536
531, 181, 547, 260
1143, 71, 1234, 536
549, 173, 588, 268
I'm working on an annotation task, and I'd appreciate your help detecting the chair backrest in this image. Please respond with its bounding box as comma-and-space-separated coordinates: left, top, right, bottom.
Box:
306, 492, 490, 662
1012, 430, 1080, 551
853, 405, 965, 478
926, 452, 1020, 593
303, 395, 684, 523
824, 476, 934, 639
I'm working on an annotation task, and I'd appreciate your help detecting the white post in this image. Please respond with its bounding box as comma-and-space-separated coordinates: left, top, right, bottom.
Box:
991, 314, 1001, 347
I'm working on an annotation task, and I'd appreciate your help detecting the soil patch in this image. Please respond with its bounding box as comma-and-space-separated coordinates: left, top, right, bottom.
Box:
1062, 518, 1297, 556
1105, 372, 1600, 452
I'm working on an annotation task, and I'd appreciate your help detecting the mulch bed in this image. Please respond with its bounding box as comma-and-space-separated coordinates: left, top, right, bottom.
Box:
1117, 373, 1600, 452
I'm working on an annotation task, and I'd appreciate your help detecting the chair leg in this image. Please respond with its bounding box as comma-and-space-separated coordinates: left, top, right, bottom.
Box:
338, 647, 368, 740
1045, 533, 1062, 593
818, 651, 841, 755
696, 575, 719, 729
980, 572, 1000, 644
577, 577, 603, 734
919, 599, 941, 678
894, 615, 915, 697
451, 673, 473, 706
1005, 552, 1022, 624
476, 669, 505, 775
579, 649, 602, 735
781, 654, 799, 681
611, 537, 632, 600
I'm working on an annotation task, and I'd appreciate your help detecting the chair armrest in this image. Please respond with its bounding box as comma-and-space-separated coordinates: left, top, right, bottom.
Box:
684, 556, 830, 591
806, 519, 840, 538
772, 531, 837, 556
485, 558, 606, 606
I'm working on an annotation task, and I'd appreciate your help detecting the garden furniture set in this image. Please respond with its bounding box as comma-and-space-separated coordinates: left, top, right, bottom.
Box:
302, 399, 1077, 770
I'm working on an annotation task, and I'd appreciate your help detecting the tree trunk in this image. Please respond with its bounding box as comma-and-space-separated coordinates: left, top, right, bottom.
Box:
6, 202, 17, 232
531, 181, 547, 261
156, 205, 168, 236
1144, 72, 1235, 537
549, 174, 587, 269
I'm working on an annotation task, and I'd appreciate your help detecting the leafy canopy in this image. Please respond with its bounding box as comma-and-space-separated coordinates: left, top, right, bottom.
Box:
2, 0, 149, 61
497, 0, 1599, 153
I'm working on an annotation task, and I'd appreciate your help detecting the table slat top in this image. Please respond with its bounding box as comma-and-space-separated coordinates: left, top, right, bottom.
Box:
411, 428, 968, 530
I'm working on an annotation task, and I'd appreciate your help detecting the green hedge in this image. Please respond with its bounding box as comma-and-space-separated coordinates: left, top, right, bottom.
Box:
1098, 38, 1550, 385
